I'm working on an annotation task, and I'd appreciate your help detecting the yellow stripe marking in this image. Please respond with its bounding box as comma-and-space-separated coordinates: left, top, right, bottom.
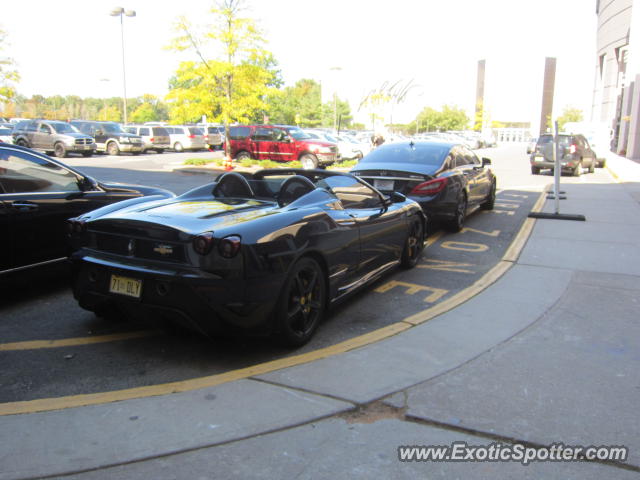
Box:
0, 331, 160, 352
0, 323, 411, 416
0, 189, 546, 416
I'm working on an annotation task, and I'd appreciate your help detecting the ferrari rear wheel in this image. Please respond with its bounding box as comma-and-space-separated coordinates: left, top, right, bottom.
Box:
274, 257, 326, 347
401, 220, 424, 269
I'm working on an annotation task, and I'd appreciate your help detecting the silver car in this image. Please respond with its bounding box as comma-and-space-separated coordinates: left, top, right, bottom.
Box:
13, 120, 96, 158
124, 125, 171, 153
165, 126, 207, 152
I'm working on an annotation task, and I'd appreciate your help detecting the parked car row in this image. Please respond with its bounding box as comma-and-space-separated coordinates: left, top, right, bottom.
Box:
3, 119, 220, 157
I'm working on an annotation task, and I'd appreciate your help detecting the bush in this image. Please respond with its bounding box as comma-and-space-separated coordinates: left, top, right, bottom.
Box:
329, 159, 359, 169
184, 158, 215, 166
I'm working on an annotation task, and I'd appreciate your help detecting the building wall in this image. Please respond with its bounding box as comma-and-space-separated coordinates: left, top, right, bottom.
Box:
592, 0, 640, 158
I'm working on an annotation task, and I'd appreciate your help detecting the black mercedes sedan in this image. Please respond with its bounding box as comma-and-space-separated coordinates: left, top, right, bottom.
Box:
69, 169, 426, 346
351, 141, 496, 231
0, 143, 174, 277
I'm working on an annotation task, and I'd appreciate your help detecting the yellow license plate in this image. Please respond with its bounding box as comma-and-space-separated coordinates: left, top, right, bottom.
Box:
109, 275, 142, 298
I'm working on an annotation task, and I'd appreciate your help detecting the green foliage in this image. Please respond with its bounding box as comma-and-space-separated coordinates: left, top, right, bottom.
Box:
3, 93, 168, 122
329, 159, 359, 169
557, 107, 583, 131
166, 0, 280, 138
410, 105, 469, 133
130, 94, 168, 123
265, 78, 352, 128
0, 27, 20, 103
184, 158, 215, 166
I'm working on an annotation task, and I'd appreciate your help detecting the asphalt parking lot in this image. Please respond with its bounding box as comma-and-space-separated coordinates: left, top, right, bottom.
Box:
0, 181, 541, 405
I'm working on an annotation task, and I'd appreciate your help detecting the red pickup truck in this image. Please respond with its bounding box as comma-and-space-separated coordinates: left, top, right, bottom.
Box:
227, 125, 338, 169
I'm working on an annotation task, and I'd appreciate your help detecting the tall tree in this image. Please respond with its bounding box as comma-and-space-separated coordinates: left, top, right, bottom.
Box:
0, 27, 19, 104
167, 0, 279, 157
557, 107, 583, 131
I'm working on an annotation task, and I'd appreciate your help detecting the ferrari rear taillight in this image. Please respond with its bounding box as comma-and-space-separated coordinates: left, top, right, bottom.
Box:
218, 235, 241, 259
410, 177, 448, 196
193, 232, 214, 255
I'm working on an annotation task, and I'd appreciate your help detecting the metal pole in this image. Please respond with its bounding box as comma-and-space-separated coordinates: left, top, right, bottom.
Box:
553, 120, 560, 214
119, 14, 128, 125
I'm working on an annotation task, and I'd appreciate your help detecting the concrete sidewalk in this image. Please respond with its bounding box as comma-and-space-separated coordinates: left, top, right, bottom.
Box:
1, 154, 640, 479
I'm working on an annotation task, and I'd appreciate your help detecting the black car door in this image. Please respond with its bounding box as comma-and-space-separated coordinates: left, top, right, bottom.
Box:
0, 198, 11, 272
0, 148, 111, 272
462, 146, 491, 204
323, 175, 406, 274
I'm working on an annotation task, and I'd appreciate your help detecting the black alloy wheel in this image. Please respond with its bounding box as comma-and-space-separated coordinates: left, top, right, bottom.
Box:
481, 181, 496, 210
447, 192, 467, 232
275, 257, 326, 347
401, 220, 424, 269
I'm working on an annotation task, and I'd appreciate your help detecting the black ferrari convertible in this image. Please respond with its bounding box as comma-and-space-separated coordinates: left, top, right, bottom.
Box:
69, 169, 426, 346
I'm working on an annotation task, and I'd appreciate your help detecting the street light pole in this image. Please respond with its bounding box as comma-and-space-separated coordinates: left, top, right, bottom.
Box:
110, 7, 136, 125
329, 66, 342, 132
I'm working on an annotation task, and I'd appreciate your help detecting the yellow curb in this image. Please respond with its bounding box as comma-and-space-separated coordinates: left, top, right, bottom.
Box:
0, 323, 411, 416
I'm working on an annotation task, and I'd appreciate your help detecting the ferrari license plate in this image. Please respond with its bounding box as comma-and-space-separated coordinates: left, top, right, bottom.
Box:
374, 179, 394, 191
109, 274, 142, 298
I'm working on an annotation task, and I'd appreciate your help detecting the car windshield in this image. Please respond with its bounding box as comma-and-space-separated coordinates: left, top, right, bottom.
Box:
538, 135, 571, 145
103, 123, 125, 134
52, 123, 80, 134
359, 143, 450, 166
286, 127, 312, 140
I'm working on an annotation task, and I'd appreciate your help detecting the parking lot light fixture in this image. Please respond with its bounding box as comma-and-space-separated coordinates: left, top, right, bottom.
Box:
110, 7, 136, 125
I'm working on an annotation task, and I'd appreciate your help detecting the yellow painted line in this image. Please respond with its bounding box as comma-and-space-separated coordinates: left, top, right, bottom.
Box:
0, 189, 546, 416
403, 188, 547, 325
0, 322, 411, 416
0, 331, 160, 352
402, 260, 512, 326
424, 230, 443, 248
503, 187, 547, 263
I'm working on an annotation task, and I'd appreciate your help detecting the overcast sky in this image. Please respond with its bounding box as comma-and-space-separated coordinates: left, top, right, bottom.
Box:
2, 0, 597, 124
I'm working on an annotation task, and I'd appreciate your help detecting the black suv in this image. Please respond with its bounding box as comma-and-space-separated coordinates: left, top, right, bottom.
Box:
12, 119, 96, 158
70, 121, 144, 156
530, 134, 596, 176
